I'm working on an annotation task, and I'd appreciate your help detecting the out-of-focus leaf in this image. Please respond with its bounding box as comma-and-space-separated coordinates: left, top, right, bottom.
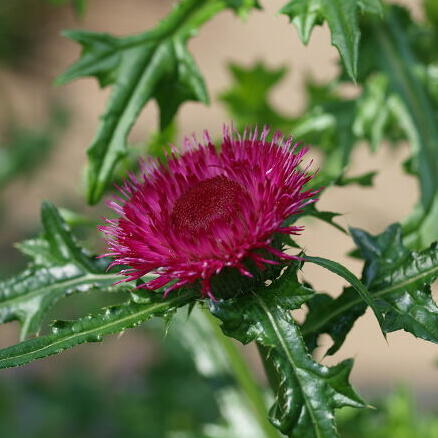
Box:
0, 105, 68, 189
219, 63, 378, 188
0, 202, 127, 340
302, 224, 438, 354
353, 74, 390, 151
210, 263, 365, 438
0, 289, 194, 369
280, 0, 382, 81
46, 0, 87, 17
424, 0, 438, 28
335, 171, 377, 187
337, 387, 438, 438
358, 0, 383, 16
219, 62, 293, 132
358, 6, 438, 247
224, 0, 262, 17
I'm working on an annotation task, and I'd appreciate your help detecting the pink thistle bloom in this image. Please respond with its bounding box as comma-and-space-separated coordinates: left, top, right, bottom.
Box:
100, 126, 317, 300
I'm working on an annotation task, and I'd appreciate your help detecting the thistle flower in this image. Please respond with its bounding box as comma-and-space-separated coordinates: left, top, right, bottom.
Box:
100, 127, 317, 299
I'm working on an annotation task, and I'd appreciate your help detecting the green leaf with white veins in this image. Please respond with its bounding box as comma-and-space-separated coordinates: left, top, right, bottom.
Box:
0, 289, 195, 370
210, 264, 365, 438
351, 224, 438, 341
57, 0, 259, 205
0, 202, 128, 340
280, 0, 383, 81
301, 224, 438, 355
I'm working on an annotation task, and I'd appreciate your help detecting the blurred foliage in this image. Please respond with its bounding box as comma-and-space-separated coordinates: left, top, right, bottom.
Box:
0, 324, 221, 438
0, 325, 437, 438
46, 0, 87, 17
0, 0, 59, 67
337, 387, 438, 438
0, 105, 68, 190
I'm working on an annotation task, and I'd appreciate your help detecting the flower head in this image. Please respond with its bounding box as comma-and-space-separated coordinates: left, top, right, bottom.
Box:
100, 127, 317, 299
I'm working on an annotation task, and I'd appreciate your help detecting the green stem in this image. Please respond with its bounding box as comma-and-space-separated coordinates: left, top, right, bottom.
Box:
202, 309, 280, 438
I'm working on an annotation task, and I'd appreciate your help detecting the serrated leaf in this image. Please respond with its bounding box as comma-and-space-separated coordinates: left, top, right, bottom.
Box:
0, 202, 126, 340
322, 0, 360, 81
302, 224, 438, 354
210, 264, 364, 437
302, 287, 367, 355
281, 0, 382, 81
280, 0, 322, 45
0, 290, 194, 369
57, 0, 224, 204
351, 224, 438, 341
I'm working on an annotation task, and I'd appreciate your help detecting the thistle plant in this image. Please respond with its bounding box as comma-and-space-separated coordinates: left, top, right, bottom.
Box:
1, 1, 438, 438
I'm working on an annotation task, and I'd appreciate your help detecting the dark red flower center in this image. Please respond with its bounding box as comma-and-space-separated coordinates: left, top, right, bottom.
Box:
171, 175, 246, 235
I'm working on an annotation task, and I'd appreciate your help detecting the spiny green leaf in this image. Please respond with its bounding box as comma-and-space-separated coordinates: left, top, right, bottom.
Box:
322, 0, 360, 81
280, 0, 382, 81
280, 0, 322, 45
0, 202, 124, 340
302, 287, 367, 355
0, 290, 194, 370
302, 224, 438, 354
351, 224, 438, 341
57, 0, 224, 204
210, 264, 364, 438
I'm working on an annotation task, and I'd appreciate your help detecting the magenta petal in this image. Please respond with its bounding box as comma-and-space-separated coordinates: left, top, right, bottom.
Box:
100, 125, 317, 298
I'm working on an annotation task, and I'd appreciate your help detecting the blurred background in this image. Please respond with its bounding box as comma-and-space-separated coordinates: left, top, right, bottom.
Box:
0, 0, 437, 436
